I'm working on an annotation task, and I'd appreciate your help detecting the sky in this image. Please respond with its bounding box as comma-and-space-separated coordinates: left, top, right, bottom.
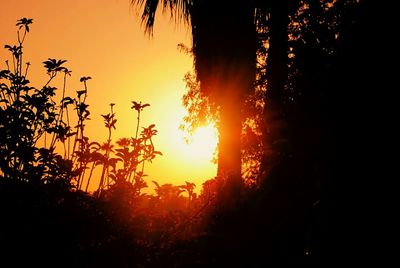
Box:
0, 0, 217, 192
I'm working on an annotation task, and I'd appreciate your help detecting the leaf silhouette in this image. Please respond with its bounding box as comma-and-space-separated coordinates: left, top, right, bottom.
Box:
80, 76, 92, 82
76, 90, 87, 99
61, 97, 74, 107
152, 180, 160, 189
153, 151, 163, 156
16, 18, 33, 32
43, 58, 67, 73
131, 101, 150, 111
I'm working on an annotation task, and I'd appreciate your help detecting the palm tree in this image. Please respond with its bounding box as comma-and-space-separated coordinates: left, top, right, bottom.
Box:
190, 0, 256, 192
131, 0, 293, 192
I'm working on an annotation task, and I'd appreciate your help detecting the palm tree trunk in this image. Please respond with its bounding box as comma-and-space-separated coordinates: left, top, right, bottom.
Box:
192, 0, 256, 190
217, 92, 242, 180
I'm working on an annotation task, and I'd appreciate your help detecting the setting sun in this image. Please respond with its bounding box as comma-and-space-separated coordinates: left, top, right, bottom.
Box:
177, 124, 218, 161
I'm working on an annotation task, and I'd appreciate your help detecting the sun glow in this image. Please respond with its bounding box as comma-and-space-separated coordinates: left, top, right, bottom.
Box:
178, 124, 219, 161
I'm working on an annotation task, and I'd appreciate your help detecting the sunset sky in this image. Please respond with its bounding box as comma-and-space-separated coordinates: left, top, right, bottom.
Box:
0, 0, 217, 191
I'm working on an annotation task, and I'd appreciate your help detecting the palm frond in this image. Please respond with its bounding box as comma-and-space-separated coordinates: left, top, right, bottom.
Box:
131, 0, 192, 35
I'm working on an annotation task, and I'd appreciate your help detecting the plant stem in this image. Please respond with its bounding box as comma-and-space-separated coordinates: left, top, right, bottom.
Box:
85, 161, 96, 192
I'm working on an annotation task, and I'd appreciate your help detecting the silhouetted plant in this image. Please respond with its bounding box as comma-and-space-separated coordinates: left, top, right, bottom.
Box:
0, 18, 81, 187
131, 101, 150, 139
179, 181, 196, 210
96, 104, 117, 195
92, 100, 162, 197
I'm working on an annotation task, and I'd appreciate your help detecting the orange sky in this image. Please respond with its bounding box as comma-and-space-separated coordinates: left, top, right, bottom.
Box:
0, 0, 217, 192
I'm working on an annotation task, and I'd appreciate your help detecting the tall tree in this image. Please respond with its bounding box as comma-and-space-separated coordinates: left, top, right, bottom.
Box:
131, 0, 256, 191
190, 0, 256, 188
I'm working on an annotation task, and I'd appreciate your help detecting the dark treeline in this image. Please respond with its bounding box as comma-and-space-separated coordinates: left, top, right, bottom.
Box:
1, 0, 386, 266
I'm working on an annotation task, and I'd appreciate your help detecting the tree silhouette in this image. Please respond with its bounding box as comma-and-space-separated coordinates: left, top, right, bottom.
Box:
131, 1, 258, 194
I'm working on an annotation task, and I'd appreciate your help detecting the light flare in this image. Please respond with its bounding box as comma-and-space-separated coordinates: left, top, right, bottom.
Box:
179, 124, 218, 161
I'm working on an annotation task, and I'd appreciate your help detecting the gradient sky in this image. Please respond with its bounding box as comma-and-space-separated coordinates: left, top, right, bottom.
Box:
0, 0, 217, 191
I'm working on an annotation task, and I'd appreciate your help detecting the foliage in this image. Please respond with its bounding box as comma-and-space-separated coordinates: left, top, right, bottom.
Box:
0, 18, 77, 186
180, 72, 216, 135
0, 19, 165, 198
93, 102, 163, 197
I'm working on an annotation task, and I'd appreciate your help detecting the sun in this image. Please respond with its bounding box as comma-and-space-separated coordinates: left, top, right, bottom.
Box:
177, 124, 219, 161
